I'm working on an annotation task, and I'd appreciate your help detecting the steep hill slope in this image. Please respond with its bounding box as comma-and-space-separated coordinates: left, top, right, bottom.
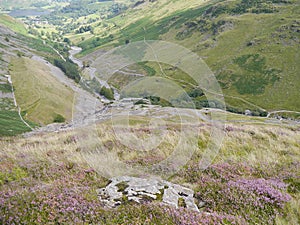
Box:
76, 0, 300, 114
10, 56, 74, 125
0, 16, 35, 135
0, 14, 76, 133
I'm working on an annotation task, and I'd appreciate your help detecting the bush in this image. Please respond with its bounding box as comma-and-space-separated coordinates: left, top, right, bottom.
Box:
16, 51, 25, 57
100, 86, 114, 100
0, 167, 28, 186
53, 114, 65, 123
188, 87, 204, 98
0, 83, 12, 93
146, 96, 172, 107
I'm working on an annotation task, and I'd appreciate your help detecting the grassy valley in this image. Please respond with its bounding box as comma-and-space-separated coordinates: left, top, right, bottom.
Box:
10, 0, 298, 116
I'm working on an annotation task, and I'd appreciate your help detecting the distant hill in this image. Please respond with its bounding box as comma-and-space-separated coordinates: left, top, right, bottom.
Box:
74, 0, 300, 113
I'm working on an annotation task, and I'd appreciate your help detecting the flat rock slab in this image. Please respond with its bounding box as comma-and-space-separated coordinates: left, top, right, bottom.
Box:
97, 176, 200, 212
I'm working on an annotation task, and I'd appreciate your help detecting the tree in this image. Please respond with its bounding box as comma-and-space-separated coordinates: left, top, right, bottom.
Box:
63, 37, 71, 44
54, 59, 81, 83
188, 87, 204, 98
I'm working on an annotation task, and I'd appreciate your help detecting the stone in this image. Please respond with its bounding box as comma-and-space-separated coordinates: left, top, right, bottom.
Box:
97, 176, 200, 212
245, 110, 252, 116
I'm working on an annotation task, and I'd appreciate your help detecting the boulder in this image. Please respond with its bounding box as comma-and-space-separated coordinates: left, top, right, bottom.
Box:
97, 176, 201, 212
245, 110, 252, 116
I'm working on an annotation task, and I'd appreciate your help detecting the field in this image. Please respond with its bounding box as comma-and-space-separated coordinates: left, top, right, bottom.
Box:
10, 57, 74, 125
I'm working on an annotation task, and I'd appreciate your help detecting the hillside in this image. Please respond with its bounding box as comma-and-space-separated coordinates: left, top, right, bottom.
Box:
71, 0, 300, 114
10, 57, 74, 125
0, 15, 35, 135
0, 1, 299, 225
0, 112, 299, 224
13, 0, 298, 117
0, 14, 77, 132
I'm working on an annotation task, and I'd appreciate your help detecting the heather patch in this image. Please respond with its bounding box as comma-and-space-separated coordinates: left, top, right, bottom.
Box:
0, 122, 298, 224
177, 162, 293, 224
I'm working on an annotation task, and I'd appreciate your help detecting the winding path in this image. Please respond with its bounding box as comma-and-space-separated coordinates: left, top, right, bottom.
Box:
5, 75, 33, 130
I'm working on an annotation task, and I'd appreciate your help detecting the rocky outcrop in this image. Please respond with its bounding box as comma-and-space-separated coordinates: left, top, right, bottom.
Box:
97, 176, 200, 212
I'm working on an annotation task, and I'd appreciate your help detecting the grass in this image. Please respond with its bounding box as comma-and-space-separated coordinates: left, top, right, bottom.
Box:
18, 35, 57, 57
78, 3, 212, 55
9, 57, 74, 125
270, 111, 300, 120
116, 181, 129, 193
138, 62, 156, 76
0, 166, 28, 185
0, 110, 34, 136
65, 32, 94, 45
190, 4, 300, 111
232, 54, 281, 94
0, 113, 299, 223
0, 14, 27, 35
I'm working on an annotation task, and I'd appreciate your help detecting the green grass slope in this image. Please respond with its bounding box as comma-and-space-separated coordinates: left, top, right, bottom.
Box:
0, 14, 27, 35
0, 0, 65, 10
0, 14, 78, 133
78, 0, 300, 113
0, 111, 34, 136
10, 57, 74, 125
